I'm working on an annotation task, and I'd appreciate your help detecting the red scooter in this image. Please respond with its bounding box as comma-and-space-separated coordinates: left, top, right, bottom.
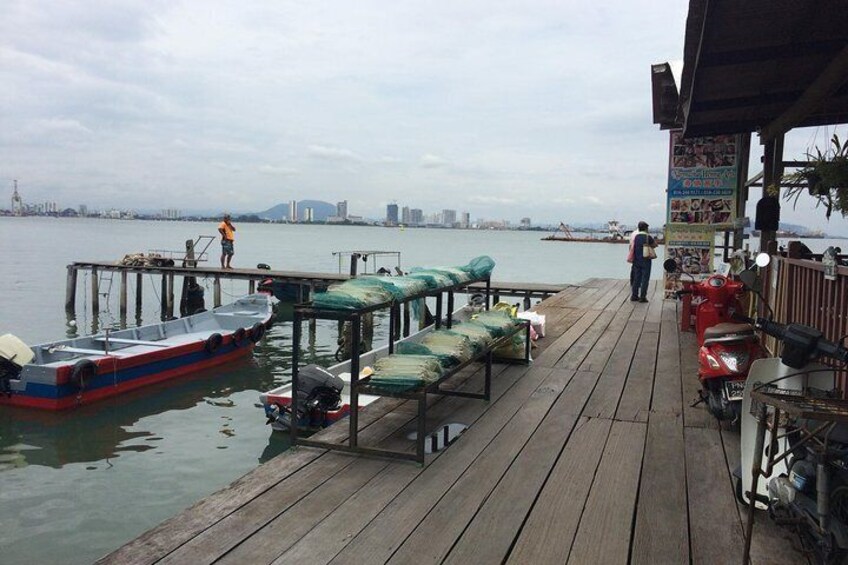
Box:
665, 260, 767, 422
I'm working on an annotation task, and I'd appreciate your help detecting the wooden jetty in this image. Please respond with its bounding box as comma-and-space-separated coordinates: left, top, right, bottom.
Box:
99, 278, 804, 565
65, 260, 569, 318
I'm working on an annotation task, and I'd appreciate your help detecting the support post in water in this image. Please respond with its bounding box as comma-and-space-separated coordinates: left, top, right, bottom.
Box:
120, 271, 128, 318
65, 265, 77, 313
248, 279, 255, 294
160, 275, 168, 319
214, 276, 222, 307
135, 273, 143, 316
167, 273, 175, 318
91, 267, 100, 316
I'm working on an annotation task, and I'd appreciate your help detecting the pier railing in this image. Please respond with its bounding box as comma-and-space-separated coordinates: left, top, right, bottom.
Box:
771, 256, 848, 386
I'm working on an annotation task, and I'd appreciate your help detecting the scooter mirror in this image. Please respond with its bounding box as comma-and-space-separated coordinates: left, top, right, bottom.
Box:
662, 258, 678, 273
755, 253, 771, 268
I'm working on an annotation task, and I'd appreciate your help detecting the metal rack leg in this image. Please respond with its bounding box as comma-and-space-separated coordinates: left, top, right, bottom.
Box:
524, 320, 532, 362
484, 350, 492, 401
447, 291, 454, 329
743, 403, 768, 564
291, 312, 302, 447
417, 394, 426, 464
435, 294, 443, 329
485, 278, 491, 310
350, 314, 361, 448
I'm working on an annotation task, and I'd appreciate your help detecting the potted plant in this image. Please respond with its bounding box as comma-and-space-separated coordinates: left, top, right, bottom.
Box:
774, 134, 848, 220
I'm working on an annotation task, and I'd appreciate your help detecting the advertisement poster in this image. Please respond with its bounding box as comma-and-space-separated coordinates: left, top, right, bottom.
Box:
667, 131, 740, 228
663, 226, 715, 298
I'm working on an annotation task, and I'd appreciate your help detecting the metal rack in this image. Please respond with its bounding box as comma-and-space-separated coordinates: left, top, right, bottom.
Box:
743, 388, 848, 563
289, 275, 530, 464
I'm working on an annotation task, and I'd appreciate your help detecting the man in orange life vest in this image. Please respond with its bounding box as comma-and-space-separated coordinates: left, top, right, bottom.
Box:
218, 214, 236, 269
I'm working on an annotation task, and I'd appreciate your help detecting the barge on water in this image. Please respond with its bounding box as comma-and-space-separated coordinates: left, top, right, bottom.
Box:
0, 294, 273, 411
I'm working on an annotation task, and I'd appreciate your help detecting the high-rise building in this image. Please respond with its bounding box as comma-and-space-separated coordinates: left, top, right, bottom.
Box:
401, 206, 411, 225
442, 209, 457, 227
520, 217, 531, 228
386, 203, 399, 225
336, 200, 348, 219
79, 204, 88, 217
304, 207, 314, 222
410, 208, 424, 225
461, 212, 471, 228
288, 200, 298, 222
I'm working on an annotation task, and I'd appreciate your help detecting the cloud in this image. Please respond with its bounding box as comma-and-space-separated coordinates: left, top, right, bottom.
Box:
420, 154, 449, 168
467, 195, 517, 205
258, 164, 298, 175
583, 195, 604, 205
307, 145, 361, 161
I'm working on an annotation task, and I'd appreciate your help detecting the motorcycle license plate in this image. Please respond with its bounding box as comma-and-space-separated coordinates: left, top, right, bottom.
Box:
724, 380, 745, 401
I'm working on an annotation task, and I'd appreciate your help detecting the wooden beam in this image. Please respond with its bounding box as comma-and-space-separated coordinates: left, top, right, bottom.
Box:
65, 265, 77, 313
760, 44, 848, 142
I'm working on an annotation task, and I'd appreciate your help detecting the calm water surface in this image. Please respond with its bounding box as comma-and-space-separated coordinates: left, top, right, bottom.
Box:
0, 217, 839, 563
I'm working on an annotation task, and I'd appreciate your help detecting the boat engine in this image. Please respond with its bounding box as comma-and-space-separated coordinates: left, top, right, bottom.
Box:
0, 334, 34, 397
266, 364, 344, 430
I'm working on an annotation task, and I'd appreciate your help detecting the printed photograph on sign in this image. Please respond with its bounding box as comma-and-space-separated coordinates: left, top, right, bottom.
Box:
662, 226, 715, 298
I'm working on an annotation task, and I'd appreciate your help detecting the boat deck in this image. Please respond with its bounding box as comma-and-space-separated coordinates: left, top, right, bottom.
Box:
99, 278, 807, 564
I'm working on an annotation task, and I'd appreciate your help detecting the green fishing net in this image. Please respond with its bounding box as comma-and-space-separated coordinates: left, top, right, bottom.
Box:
368, 354, 444, 392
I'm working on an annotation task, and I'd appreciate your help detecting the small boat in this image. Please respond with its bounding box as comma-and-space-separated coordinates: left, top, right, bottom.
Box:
261, 305, 478, 432
0, 294, 273, 411
542, 221, 665, 245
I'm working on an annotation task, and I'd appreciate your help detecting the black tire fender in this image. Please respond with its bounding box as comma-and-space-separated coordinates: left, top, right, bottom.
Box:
70, 359, 98, 390
205, 333, 223, 354
250, 322, 266, 343
232, 327, 247, 347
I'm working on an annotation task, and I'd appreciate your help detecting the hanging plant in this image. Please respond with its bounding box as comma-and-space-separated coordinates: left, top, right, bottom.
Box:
774, 134, 848, 220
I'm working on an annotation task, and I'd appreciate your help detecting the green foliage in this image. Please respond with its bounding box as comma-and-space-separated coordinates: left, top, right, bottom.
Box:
782, 134, 848, 220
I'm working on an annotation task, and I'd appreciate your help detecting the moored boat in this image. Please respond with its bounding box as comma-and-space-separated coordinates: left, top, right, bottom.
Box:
0, 294, 273, 411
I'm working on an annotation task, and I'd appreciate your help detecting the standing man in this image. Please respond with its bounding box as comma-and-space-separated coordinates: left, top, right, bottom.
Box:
629, 221, 656, 302
218, 214, 236, 269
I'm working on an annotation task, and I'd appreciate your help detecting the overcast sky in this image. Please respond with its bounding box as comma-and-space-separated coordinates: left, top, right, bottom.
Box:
1, 1, 846, 232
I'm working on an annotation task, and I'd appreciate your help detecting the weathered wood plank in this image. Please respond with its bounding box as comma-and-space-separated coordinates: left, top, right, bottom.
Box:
387, 369, 577, 564
327, 366, 560, 565
576, 307, 633, 374
555, 310, 616, 370
685, 426, 746, 565
651, 314, 684, 416
631, 412, 689, 565
444, 370, 602, 565
566, 420, 647, 565
534, 309, 603, 368
581, 320, 642, 419
506, 417, 613, 564
615, 327, 659, 423
679, 327, 718, 429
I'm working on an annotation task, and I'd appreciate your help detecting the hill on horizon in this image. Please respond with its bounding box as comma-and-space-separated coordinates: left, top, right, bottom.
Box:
256, 200, 336, 221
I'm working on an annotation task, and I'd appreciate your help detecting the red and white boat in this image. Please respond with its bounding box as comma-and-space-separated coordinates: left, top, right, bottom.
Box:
0, 294, 273, 411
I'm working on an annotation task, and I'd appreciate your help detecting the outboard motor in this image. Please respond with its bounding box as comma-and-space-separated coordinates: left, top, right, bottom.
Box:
266, 364, 344, 429
0, 334, 34, 397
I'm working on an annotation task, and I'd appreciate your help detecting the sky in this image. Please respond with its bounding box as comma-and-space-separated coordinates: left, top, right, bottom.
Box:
1, 1, 846, 233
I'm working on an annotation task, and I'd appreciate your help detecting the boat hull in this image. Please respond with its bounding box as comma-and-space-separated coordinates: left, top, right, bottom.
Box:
0, 339, 254, 410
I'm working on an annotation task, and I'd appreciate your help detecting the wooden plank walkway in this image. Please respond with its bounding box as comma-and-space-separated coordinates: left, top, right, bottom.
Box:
98, 278, 807, 565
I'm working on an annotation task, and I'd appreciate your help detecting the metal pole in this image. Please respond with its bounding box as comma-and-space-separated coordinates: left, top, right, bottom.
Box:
389, 306, 396, 354
403, 302, 411, 338
291, 310, 302, 447
119, 271, 128, 318
435, 293, 443, 329
91, 267, 99, 316
160, 275, 168, 319
743, 403, 768, 564
486, 277, 491, 310
417, 392, 426, 464
135, 273, 143, 317
350, 314, 361, 448
447, 290, 454, 328
65, 265, 78, 313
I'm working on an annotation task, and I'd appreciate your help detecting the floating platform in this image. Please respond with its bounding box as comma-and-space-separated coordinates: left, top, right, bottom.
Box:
99, 278, 802, 565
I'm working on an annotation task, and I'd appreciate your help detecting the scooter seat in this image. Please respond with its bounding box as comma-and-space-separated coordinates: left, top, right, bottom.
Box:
703, 323, 755, 340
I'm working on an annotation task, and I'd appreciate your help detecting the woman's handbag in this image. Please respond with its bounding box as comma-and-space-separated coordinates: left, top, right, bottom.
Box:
643, 237, 657, 259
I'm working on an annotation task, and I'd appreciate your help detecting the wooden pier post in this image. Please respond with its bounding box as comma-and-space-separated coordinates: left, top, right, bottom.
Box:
65, 266, 77, 313
160, 275, 168, 319
403, 301, 411, 337
91, 267, 100, 316
248, 280, 255, 294
120, 271, 128, 318
167, 273, 175, 318
523, 293, 531, 311
214, 276, 222, 308
135, 273, 143, 315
